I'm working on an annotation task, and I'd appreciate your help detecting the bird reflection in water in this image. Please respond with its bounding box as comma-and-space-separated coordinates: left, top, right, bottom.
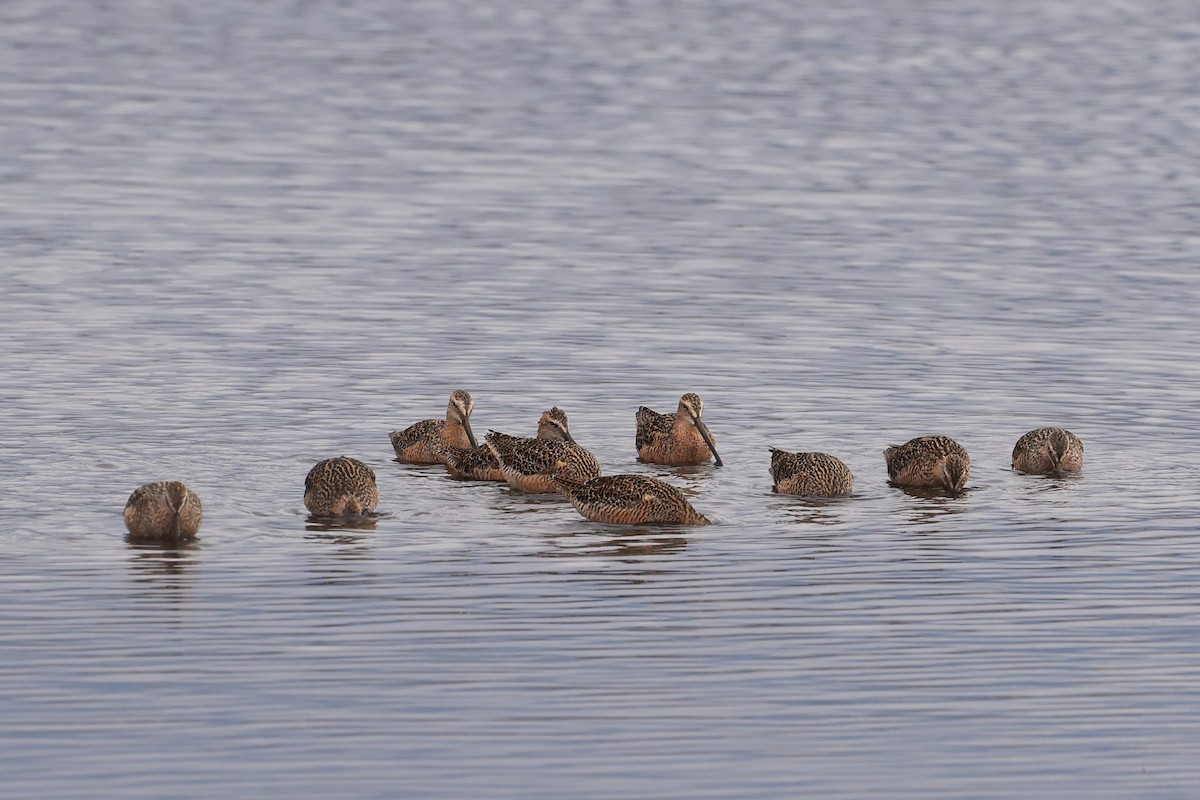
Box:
541, 527, 689, 562
776, 494, 852, 526
304, 514, 379, 534
658, 464, 716, 483
300, 536, 376, 586
492, 491, 567, 516
126, 541, 196, 590
303, 530, 375, 551
304, 513, 378, 555
1026, 472, 1083, 492
896, 486, 971, 525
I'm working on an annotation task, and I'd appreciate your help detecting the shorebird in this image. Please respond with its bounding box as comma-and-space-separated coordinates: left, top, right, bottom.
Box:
884, 435, 970, 492
442, 406, 573, 481
1012, 427, 1083, 475
635, 393, 722, 467
555, 473, 711, 525
389, 389, 478, 464
304, 456, 379, 517
769, 447, 854, 497
486, 429, 601, 493
123, 481, 203, 542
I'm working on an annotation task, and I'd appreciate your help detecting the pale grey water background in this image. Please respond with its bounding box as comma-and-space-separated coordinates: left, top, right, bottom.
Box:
2, 1, 1200, 797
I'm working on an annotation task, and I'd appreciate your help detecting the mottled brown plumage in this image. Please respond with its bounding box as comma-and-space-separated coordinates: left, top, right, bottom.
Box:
1012, 427, 1084, 475
389, 390, 478, 464
884, 435, 971, 492
635, 393, 722, 467
441, 444, 507, 482
486, 429, 601, 493
123, 481, 203, 542
769, 447, 854, 497
304, 456, 380, 517
556, 474, 711, 525
442, 406, 574, 481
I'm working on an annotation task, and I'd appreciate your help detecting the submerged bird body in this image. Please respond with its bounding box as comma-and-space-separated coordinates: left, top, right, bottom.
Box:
884, 435, 971, 492
557, 474, 711, 525
1012, 427, 1084, 475
441, 444, 506, 482
304, 456, 379, 517
769, 448, 854, 497
390, 390, 478, 464
635, 393, 722, 467
486, 429, 601, 493
443, 407, 573, 482
123, 481, 203, 541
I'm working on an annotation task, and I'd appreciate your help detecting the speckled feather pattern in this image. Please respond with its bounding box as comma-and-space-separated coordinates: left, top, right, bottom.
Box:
560, 475, 711, 525
884, 435, 971, 491
443, 407, 575, 482
123, 481, 203, 541
389, 419, 445, 463
304, 456, 379, 517
441, 444, 505, 481
389, 390, 476, 464
769, 448, 854, 497
486, 431, 601, 493
635, 393, 718, 466
634, 406, 675, 452
1012, 427, 1084, 474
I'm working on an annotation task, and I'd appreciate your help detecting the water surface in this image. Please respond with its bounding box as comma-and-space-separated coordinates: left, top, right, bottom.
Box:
2, 1, 1200, 797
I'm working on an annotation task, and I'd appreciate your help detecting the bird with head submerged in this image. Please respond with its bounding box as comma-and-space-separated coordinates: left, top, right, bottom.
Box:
553, 471, 711, 526
884, 435, 970, 493
124, 481, 203, 542
769, 447, 854, 497
304, 456, 380, 518
1012, 427, 1083, 476
635, 393, 723, 467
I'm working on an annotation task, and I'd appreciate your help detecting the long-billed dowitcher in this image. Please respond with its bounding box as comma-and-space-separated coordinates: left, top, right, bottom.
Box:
124, 481, 203, 542
486, 429, 601, 493
884, 435, 970, 492
442, 406, 574, 481
1012, 427, 1083, 475
554, 474, 711, 525
304, 456, 380, 517
389, 389, 478, 465
769, 447, 854, 497
635, 393, 723, 467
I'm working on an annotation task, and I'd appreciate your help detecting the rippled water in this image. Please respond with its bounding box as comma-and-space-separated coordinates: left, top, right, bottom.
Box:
3, 1, 1200, 797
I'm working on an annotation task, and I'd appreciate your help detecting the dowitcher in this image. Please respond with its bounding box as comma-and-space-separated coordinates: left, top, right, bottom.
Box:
884, 435, 970, 492
555, 474, 711, 525
304, 456, 380, 517
769, 447, 854, 497
389, 389, 478, 465
1012, 427, 1083, 475
442, 406, 574, 482
486, 429, 601, 493
123, 481, 203, 542
635, 393, 723, 467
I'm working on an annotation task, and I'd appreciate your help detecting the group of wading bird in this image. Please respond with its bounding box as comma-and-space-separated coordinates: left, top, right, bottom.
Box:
123, 390, 1084, 543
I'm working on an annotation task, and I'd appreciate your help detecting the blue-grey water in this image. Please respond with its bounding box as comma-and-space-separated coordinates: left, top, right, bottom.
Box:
3, 1, 1200, 797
